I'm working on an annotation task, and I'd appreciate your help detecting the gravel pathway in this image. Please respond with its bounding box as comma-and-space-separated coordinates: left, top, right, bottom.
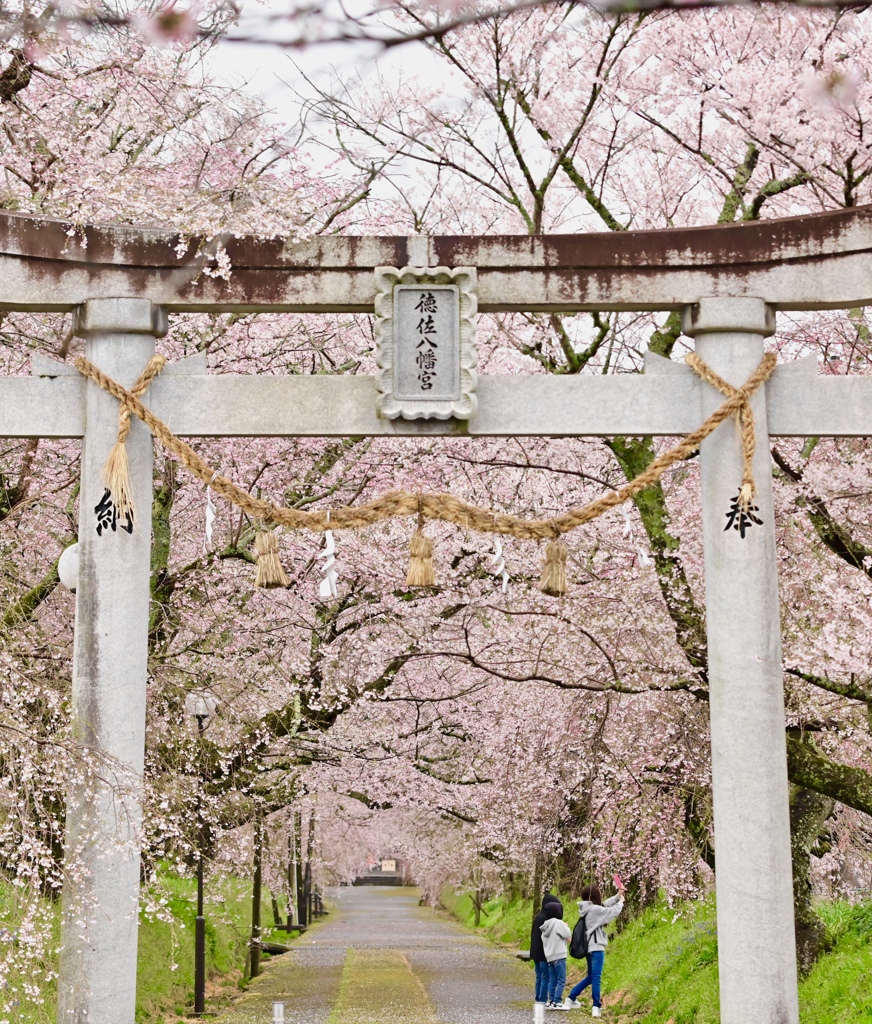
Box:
212, 886, 538, 1024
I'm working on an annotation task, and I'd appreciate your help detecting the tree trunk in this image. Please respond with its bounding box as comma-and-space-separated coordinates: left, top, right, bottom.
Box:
473, 862, 482, 927
786, 734, 872, 816
683, 785, 716, 874
531, 856, 542, 924
789, 784, 834, 974
295, 810, 307, 928
286, 813, 296, 928
249, 812, 264, 979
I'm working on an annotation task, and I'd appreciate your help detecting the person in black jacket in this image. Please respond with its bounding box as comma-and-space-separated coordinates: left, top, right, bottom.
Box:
530, 893, 562, 1003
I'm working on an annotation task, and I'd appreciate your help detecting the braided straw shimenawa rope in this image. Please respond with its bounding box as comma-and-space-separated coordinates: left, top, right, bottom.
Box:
74, 351, 777, 594
98, 354, 167, 523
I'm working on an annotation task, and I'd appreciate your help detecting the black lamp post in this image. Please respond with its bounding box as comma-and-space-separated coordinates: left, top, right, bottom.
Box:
186, 692, 217, 1017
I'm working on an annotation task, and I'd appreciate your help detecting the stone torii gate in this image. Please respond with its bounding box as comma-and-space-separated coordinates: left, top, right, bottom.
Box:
2, 207, 872, 1024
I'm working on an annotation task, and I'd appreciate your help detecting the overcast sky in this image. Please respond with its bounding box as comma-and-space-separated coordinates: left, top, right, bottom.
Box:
206, 0, 439, 120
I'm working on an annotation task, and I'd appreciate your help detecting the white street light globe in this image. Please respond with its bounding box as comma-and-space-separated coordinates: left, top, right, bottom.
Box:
185, 691, 218, 721
58, 543, 79, 592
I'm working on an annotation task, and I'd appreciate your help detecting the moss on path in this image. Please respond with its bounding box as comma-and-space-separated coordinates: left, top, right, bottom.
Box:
327, 949, 439, 1024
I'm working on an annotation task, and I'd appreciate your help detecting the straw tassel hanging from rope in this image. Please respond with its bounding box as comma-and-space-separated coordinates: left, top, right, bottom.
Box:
539, 537, 568, 597
685, 351, 769, 513
254, 531, 289, 589
407, 529, 435, 586
407, 502, 436, 586
406, 497, 435, 587
101, 432, 134, 527
97, 354, 166, 532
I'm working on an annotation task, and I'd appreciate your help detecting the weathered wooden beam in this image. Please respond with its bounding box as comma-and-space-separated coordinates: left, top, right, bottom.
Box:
3, 367, 871, 439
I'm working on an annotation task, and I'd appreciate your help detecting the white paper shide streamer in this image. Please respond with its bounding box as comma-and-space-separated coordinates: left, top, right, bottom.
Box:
622, 506, 651, 567
490, 536, 509, 593
318, 518, 338, 599
621, 507, 633, 539
204, 474, 217, 552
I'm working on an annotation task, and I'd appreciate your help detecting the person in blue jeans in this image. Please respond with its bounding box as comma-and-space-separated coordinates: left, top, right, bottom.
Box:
539, 901, 571, 1009
530, 893, 562, 1003
565, 882, 624, 1016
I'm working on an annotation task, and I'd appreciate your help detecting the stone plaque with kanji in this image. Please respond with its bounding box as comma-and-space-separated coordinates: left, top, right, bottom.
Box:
375, 266, 477, 420
394, 285, 460, 401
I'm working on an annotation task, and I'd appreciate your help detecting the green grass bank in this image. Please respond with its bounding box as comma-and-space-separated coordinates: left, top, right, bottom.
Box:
1, 873, 281, 1023
441, 888, 872, 1024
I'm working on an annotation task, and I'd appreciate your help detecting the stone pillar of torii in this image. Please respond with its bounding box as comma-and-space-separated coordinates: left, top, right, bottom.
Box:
1, 208, 872, 1024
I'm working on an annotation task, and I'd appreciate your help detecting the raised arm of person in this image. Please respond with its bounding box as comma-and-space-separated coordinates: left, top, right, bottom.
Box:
599, 896, 624, 922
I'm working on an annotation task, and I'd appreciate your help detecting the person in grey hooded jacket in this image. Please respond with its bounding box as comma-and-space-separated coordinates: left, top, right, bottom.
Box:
540, 902, 572, 1009
564, 883, 624, 1016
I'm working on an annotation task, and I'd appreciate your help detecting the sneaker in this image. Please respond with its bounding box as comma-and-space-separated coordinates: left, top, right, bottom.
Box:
564, 999, 581, 1009
591, 1008, 602, 1018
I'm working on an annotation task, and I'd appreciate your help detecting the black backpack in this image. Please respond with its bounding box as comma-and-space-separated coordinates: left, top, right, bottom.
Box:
569, 916, 590, 959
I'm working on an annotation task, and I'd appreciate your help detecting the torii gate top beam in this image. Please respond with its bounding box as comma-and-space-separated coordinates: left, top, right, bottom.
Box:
1, 205, 872, 313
